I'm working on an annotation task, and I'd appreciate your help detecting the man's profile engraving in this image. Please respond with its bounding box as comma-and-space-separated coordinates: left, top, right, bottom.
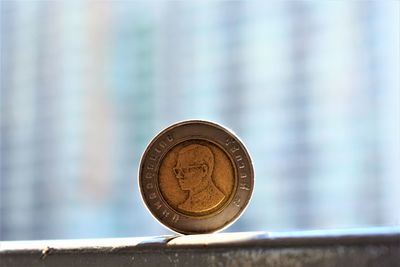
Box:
173, 144, 225, 213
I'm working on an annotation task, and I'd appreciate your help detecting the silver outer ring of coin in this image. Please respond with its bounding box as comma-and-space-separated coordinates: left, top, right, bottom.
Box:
138, 120, 254, 235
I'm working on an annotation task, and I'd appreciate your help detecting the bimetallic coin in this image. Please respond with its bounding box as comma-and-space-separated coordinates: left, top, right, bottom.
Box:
138, 120, 254, 234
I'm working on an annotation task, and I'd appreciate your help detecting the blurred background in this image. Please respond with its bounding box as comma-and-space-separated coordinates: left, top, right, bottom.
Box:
1, 1, 399, 241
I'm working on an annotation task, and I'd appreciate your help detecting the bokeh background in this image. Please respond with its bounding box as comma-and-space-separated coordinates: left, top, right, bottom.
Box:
1, 1, 399, 240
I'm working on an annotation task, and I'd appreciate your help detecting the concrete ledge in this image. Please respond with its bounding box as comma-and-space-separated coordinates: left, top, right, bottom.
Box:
1, 227, 399, 267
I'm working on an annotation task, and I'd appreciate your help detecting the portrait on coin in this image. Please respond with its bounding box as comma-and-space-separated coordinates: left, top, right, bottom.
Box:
173, 144, 225, 213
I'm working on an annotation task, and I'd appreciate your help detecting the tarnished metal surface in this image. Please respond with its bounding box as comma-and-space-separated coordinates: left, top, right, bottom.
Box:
1, 227, 399, 267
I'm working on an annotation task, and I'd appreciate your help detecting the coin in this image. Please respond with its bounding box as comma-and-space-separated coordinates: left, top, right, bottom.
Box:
138, 120, 254, 234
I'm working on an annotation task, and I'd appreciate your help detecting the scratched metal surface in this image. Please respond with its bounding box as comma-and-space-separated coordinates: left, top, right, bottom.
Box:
1, 227, 399, 267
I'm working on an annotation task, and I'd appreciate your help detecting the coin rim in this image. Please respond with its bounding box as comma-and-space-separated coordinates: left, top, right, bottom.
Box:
138, 119, 255, 235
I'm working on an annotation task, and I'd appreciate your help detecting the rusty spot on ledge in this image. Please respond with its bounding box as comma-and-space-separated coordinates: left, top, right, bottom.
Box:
40, 246, 51, 260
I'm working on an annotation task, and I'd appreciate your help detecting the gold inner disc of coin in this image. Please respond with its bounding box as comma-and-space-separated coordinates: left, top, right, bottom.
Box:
158, 139, 235, 217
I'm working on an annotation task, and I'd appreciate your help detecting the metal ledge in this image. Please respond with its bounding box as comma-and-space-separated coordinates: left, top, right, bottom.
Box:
1, 227, 399, 267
